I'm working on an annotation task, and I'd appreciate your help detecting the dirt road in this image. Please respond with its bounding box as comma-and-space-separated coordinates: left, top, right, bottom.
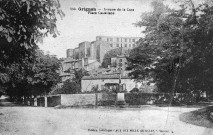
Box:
0, 103, 213, 135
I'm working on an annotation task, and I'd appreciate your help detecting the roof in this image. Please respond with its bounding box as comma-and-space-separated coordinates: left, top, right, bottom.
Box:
82, 74, 130, 80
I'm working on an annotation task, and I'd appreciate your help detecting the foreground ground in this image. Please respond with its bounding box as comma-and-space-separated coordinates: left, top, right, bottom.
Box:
0, 102, 213, 135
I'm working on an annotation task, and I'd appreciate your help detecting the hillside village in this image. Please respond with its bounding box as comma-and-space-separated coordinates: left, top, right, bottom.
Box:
56, 36, 155, 94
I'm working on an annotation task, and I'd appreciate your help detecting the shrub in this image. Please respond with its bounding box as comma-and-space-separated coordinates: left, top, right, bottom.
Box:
57, 80, 81, 94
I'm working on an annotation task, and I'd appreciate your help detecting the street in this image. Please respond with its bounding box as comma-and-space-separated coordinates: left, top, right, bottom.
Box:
0, 101, 213, 135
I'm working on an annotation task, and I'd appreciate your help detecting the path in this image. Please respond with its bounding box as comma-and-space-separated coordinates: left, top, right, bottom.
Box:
0, 101, 213, 135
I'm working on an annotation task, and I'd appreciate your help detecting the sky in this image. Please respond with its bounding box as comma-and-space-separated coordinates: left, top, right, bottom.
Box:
38, 0, 177, 58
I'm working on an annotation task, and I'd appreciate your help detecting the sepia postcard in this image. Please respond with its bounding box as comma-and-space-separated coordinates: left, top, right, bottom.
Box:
0, 0, 213, 135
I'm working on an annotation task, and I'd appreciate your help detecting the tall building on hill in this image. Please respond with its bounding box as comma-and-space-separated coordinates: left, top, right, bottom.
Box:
66, 36, 140, 61
96, 36, 140, 48
60, 36, 140, 83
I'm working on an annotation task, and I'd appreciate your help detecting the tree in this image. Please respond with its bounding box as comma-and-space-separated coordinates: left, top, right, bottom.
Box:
0, 0, 64, 98
59, 80, 81, 94
128, 0, 184, 93
128, 0, 213, 98
28, 50, 60, 96
4, 50, 60, 99
50, 68, 89, 94
0, 0, 64, 83
73, 68, 89, 87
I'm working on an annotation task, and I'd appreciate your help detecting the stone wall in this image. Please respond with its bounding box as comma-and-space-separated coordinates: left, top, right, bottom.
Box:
60, 94, 96, 106
31, 92, 196, 107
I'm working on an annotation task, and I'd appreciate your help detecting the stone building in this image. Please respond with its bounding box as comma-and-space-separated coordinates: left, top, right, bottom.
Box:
59, 57, 101, 82
66, 36, 140, 62
60, 36, 140, 83
111, 55, 128, 73
81, 74, 142, 93
96, 36, 140, 48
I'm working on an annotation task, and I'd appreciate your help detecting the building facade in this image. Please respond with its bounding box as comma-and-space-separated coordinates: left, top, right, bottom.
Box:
96, 36, 140, 48
81, 74, 142, 93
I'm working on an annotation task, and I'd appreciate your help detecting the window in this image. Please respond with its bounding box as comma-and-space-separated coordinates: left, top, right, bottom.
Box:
121, 44, 122, 47
125, 38, 127, 42
125, 44, 127, 47
129, 44, 131, 47
99, 37, 102, 40
119, 59, 122, 62
110, 44, 113, 47
117, 38, 119, 42
129, 39, 131, 42
107, 38, 109, 42
133, 44, 135, 47
132, 39, 135, 42
117, 44, 119, 47
110, 38, 113, 41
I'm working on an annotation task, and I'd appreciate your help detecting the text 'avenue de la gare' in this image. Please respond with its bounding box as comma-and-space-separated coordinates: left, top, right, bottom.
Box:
70, 7, 135, 15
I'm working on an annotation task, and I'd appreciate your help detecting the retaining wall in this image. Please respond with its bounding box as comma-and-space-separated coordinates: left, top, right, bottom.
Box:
33, 92, 196, 107
60, 94, 96, 106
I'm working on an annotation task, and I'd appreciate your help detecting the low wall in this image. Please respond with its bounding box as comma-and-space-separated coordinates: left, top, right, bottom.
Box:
47, 95, 61, 107
32, 92, 196, 107
61, 94, 96, 106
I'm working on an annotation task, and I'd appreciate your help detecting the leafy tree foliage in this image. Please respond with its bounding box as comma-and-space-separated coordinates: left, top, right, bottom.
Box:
59, 80, 81, 94
28, 50, 60, 95
128, 0, 213, 97
4, 50, 60, 99
51, 68, 89, 94
0, 0, 64, 83
0, 0, 64, 98
72, 68, 89, 86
